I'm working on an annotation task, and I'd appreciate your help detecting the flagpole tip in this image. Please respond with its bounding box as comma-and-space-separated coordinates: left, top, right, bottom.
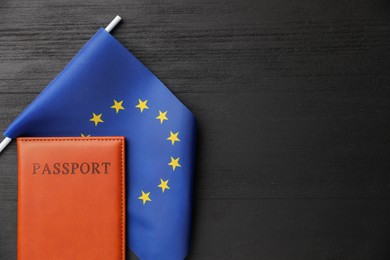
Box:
0, 137, 12, 154
105, 15, 122, 33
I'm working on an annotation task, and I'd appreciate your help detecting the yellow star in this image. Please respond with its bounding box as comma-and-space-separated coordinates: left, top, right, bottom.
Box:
111, 99, 125, 113
167, 131, 180, 145
138, 190, 151, 205
89, 113, 103, 126
158, 178, 170, 193
156, 110, 168, 124
168, 156, 181, 171
81, 133, 91, 137
135, 99, 149, 113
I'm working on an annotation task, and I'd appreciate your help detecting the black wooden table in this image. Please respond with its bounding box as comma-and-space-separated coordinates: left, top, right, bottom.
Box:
1, 1, 390, 259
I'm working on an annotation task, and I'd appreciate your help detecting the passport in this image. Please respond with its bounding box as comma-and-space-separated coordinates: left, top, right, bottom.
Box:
16, 137, 125, 260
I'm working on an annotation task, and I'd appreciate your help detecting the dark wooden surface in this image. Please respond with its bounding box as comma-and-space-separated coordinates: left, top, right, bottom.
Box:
1, 0, 390, 259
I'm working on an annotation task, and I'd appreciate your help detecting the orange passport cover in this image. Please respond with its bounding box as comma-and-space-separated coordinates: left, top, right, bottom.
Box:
17, 137, 125, 260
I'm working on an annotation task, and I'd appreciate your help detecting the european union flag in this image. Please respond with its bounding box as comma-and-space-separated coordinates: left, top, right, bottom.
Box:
4, 27, 197, 260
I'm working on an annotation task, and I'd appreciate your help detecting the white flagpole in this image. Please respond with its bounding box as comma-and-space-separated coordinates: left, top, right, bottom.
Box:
0, 15, 122, 154
0, 137, 11, 153
105, 15, 122, 33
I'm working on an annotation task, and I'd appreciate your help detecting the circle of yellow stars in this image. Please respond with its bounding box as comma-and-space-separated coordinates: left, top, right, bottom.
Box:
86, 98, 183, 206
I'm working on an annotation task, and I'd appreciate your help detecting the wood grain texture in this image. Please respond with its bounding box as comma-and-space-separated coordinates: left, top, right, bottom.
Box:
1, 0, 390, 259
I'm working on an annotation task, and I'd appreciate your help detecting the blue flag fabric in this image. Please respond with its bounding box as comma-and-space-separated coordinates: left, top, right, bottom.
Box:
5, 28, 196, 260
